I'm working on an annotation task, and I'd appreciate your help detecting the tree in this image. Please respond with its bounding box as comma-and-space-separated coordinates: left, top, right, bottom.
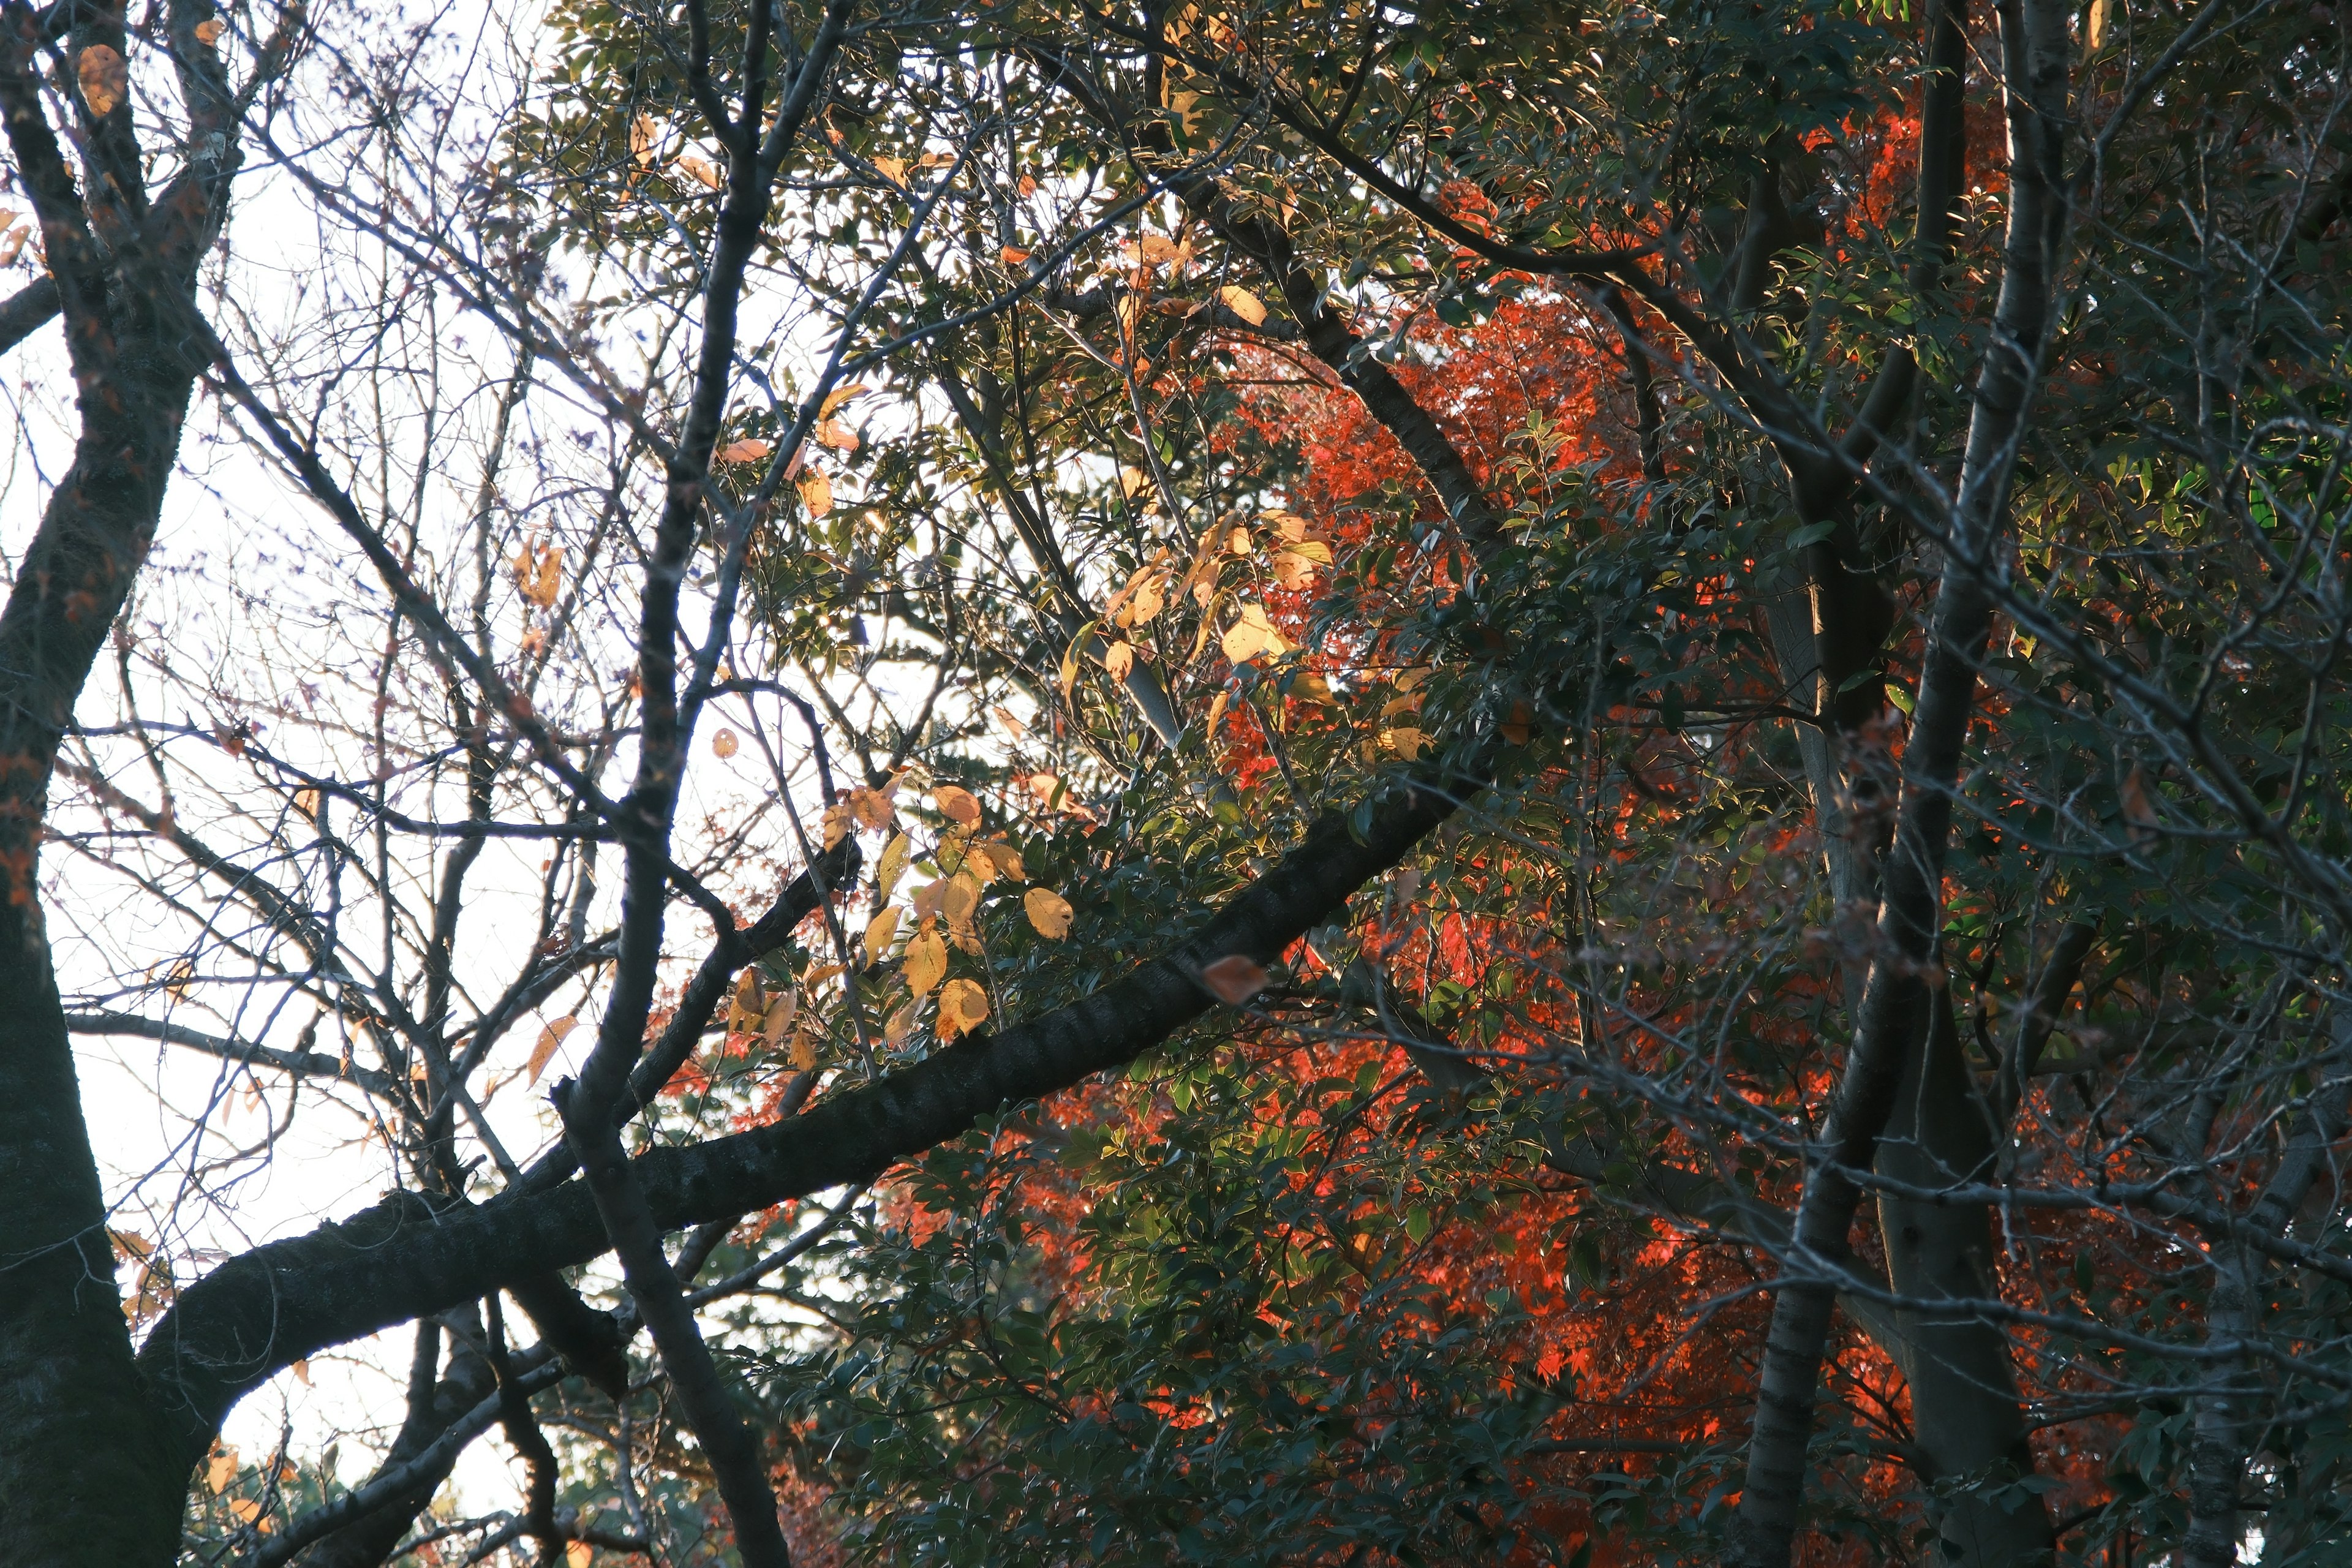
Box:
1, 0, 2348, 1564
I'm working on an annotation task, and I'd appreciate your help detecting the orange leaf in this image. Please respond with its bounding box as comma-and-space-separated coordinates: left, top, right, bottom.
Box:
1199, 954, 1268, 1005
78, 45, 126, 117
1023, 887, 1072, 940
936, 978, 989, 1040
526, 1015, 576, 1087
710, 726, 739, 759
932, 784, 982, 826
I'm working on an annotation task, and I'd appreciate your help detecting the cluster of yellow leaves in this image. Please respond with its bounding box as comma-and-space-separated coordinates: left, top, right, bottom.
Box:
1221, 603, 1290, 665
1378, 666, 1431, 758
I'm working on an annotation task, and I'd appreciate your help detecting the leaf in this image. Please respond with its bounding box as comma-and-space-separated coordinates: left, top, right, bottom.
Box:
1024, 887, 1073, 940
1215, 284, 1267, 326
568, 1543, 595, 1568
527, 546, 563, 608
1127, 234, 1192, 266
629, 113, 658, 165
865, 905, 902, 954
1199, 954, 1268, 1005
1058, 639, 1082, 702
78, 45, 126, 116
819, 383, 868, 419
1118, 464, 1152, 499
710, 726, 739, 759
875, 831, 911, 902
227, 1499, 263, 1525
872, 154, 907, 187
937, 978, 989, 1040
676, 153, 723, 190
1221, 603, 1291, 665
714, 437, 772, 464
761, 990, 798, 1045
814, 418, 859, 452
932, 784, 982, 826
883, 998, 919, 1046
789, 1022, 818, 1071
526, 1015, 576, 1087
0, 225, 29, 268
1273, 540, 1334, 588
1104, 641, 1135, 680
1381, 726, 1430, 759
292, 1358, 311, 1386
1204, 689, 1230, 739
194, 17, 225, 43
1000, 246, 1032, 266
293, 786, 322, 820
206, 1447, 238, 1494
796, 469, 833, 516
990, 704, 1027, 738
904, 929, 949, 996
1501, 701, 1533, 746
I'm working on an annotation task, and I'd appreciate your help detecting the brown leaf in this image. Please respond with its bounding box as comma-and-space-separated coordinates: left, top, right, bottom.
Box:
78, 45, 127, 117
292, 786, 322, 820
194, 17, 225, 44
1199, 954, 1268, 1005
714, 437, 772, 464
932, 784, 982, 826
710, 726, 740, 759
676, 154, 724, 190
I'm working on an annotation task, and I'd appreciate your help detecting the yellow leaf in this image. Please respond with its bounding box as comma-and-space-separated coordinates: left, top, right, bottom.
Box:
1204, 689, 1230, 739
937, 978, 989, 1040
714, 437, 772, 464
526, 1015, 576, 1087
872, 154, 906, 187
1216, 284, 1267, 326
802, 961, 847, 988
865, 905, 902, 954
761, 990, 798, 1045
1221, 603, 1290, 665
1199, 954, 1268, 1005
194, 17, 225, 43
941, 871, 982, 927
206, 1447, 237, 1494
1273, 540, 1334, 589
1118, 464, 1152, 499
227, 1498, 263, 1524
789, 1022, 818, 1071
2086, 0, 2110, 47
796, 469, 834, 516
847, 782, 897, 831
1059, 639, 1082, 702
710, 726, 739, 759
1381, 726, 1430, 760
1229, 526, 1252, 556
1289, 672, 1335, 707
78, 45, 126, 117
932, 784, 982, 826
875, 831, 911, 902
1104, 640, 1135, 680
819, 383, 869, 419
911, 879, 948, 922
1128, 234, 1191, 266
904, 929, 949, 996
1024, 887, 1073, 940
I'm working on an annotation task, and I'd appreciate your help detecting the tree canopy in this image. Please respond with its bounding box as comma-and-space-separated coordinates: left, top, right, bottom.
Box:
0, 0, 2347, 1564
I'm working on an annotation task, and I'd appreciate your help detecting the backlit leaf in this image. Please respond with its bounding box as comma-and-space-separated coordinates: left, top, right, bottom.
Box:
904, 929, 948, 996
526, 1015, 576, 1087
937, 978, 989, 1039
1024, 887, 1072, 940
